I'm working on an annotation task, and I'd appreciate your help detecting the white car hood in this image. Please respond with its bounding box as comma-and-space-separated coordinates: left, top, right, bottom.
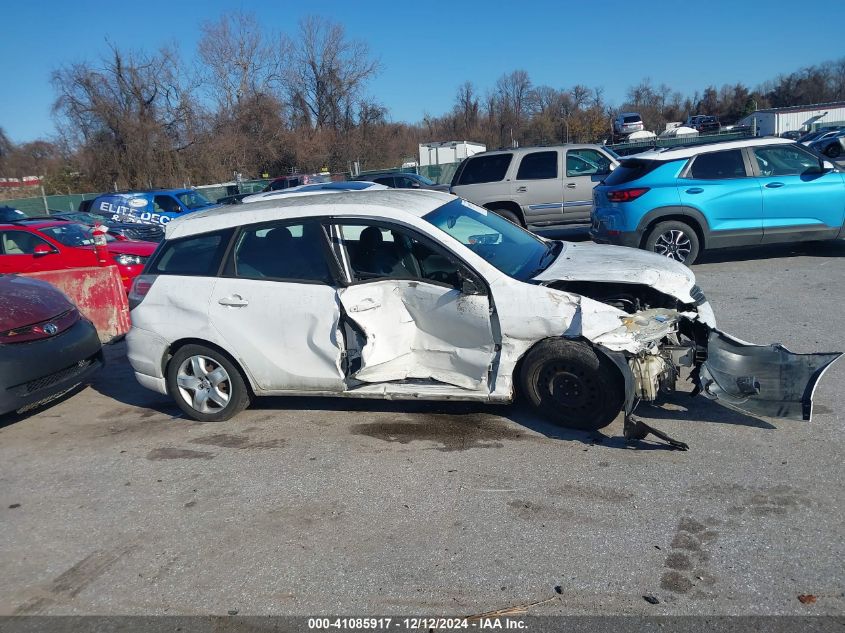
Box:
532, 241, 698, 303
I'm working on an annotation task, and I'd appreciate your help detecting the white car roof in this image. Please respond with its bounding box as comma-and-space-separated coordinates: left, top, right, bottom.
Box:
166, 189, 456, 240
631, 136, 795, 161
240, 181, 387, 204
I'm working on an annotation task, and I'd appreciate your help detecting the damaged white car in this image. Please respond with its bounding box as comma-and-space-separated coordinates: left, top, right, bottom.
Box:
126, 190, 840, 448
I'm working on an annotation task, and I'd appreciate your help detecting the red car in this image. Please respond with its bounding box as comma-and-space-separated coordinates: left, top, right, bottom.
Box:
0, 219, 157, 291
0, 274, 103, 416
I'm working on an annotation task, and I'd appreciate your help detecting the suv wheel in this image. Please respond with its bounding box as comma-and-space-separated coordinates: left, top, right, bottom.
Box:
491, 208, 523, 226
644, 220, 700, 265
166, 344, 251, 422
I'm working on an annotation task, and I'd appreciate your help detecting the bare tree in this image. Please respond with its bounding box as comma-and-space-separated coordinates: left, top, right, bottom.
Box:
52, 44, 199, 189
198, 12, 279, 113
283, 16, 380, 132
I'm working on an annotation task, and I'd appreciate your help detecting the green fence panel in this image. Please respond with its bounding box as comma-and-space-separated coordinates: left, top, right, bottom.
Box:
2, 193, 101, 216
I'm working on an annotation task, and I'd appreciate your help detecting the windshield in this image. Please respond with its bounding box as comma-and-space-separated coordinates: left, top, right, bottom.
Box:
40, 223, 114, 246
176, 191, 212, 210
423, 198, 557, 281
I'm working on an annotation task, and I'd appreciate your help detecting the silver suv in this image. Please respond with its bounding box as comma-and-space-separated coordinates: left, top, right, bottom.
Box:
450, 145, 619, 227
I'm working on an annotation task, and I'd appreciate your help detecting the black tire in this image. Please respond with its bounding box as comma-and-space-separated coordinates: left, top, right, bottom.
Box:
166, 344, 251, 422
519, 339, 625, 431
491, 207, 523, 226
825, 144, 841, 159
644, 220, 700, 265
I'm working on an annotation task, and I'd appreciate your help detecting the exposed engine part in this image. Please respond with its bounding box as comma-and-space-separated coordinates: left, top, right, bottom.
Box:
630, 355, 668, 401
546, 280, 689, 314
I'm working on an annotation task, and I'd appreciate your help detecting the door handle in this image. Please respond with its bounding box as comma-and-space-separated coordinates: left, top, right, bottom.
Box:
565, 183, 577, 189
765, 182, 785, 188
516, 186, 527, 192
349, 300, 381, 313
218, 294, 249, 307
685, 187, 704, 194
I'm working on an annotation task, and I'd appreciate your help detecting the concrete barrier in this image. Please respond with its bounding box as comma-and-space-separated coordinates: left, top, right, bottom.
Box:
21, 266, 131, 343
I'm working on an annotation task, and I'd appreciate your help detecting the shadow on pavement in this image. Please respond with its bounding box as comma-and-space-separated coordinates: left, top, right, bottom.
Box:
695, 239, 845, 265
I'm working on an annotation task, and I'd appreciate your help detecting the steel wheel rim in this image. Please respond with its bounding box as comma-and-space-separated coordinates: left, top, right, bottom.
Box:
176, 355, 231, 413
654, 229, 692, 262
539, 362, 599, 412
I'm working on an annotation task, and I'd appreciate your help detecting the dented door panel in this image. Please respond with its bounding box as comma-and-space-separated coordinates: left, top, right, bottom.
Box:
338, 280, 496, 390
699, 330, 841, 421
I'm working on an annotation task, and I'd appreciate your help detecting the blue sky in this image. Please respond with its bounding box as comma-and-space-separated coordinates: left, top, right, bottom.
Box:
2, 0, 844, 143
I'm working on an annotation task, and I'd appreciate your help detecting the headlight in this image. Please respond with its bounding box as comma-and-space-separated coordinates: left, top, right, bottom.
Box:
114, 253, 146, 266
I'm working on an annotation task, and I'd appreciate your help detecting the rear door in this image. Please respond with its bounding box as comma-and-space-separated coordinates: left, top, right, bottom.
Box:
208, 220, 346, 392
564, 148, 616, 221
677, 148, 763, 244
511, 150, 563, 224
748, 144, 845, 242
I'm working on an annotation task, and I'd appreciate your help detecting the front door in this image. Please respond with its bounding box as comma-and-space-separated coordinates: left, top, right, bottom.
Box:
332, 221, 496, 391
748, 144, 845, 242
511, 150, 564, 225
563, 148, 615, 221
208, 220, 346, 392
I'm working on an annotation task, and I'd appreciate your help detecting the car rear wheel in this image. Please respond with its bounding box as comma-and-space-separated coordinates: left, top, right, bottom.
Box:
644, 220, 700, 265
491, 208, 523, 226
166, 344, 251, 422
519, 339, 625, 431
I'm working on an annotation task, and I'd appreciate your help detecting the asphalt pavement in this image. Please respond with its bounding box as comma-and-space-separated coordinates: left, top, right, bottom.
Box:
1, 238, 843, 617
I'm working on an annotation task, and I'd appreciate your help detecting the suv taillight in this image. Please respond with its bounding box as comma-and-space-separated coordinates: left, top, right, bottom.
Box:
607, 187, 650, 202
128, 274, 156, 310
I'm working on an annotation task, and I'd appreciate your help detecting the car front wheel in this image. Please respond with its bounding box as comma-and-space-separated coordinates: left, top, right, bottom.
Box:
644, 220, 700, 265
519, 339, 625, 431
166, 344, 251, 422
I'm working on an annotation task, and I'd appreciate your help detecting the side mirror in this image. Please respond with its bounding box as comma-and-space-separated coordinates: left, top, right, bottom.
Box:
460, 271, 484, 296
33, 244, 56, 257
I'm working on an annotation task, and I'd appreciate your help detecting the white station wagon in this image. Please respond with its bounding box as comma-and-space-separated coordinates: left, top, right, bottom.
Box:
126, 190, 839, 447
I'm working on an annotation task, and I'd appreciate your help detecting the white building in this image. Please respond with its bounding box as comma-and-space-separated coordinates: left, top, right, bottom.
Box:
737, 102, 845, 136
418, 141, 486, 167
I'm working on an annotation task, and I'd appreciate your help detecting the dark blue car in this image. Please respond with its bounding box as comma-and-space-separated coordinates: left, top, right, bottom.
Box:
89, 189, 218, 227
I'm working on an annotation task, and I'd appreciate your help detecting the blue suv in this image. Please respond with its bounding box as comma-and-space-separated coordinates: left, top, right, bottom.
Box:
590, 138, 845, 263
89, 189, 218, 227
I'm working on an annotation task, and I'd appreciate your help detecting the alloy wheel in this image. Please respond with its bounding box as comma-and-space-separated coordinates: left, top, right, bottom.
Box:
653, 229, 692, 262
176, 355, 231, 413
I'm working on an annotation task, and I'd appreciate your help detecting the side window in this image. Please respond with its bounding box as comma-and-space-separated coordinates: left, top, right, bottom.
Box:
373, 177, 395, 187
753, 146, 819, 177
455, 154, 513, 185
233, 222, 333, 283
689, 150, 747, 180
566, 149, 612, 177
154, 195, 181, 213
149, 229, 233, 276
0, 230, 50, 255
340, 223, 464, 288
516, 151, 558, 180
396, 176, 419, 189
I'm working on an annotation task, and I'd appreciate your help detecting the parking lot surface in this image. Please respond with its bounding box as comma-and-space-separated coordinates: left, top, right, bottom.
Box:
1, 239, 843, 616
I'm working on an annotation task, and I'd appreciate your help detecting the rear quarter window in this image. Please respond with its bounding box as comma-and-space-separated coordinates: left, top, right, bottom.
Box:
603, 159, 663, 185
148, 229, 234, 277
454, 154, 513, 185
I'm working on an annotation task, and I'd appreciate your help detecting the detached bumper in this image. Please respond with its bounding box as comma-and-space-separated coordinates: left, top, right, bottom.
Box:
0, 319, 104, 416
699, 331, 841, 422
